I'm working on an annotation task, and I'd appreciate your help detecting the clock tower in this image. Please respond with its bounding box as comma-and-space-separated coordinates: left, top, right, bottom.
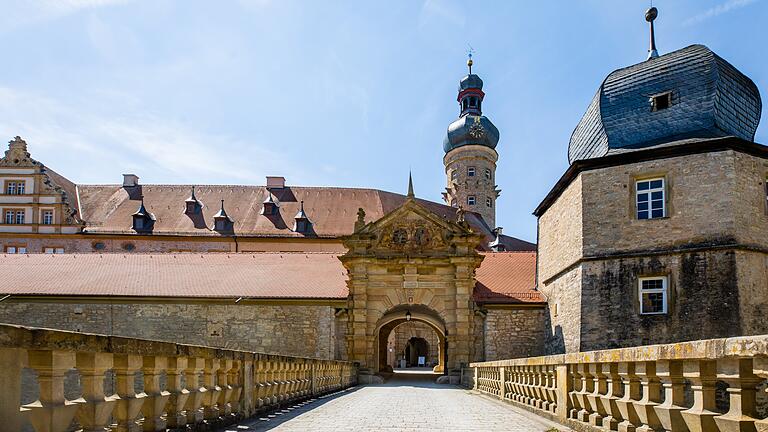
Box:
441, 56, 501, 229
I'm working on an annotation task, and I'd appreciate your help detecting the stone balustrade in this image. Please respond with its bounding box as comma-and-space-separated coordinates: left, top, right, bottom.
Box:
469, 334, 768, 432
0, 323, 356, 432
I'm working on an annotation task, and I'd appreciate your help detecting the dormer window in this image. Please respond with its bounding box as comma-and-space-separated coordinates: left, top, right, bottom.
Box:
294, 200, 311, 233
650, 92, 672, 111
213, 200, 234, 232
261, 192, 279, 216
184, 186, 202, 215
131, 199, 155, 232
467, 167, 476, 177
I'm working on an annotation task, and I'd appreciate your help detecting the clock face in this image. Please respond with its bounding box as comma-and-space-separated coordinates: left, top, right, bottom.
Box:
469, 119, 485, 139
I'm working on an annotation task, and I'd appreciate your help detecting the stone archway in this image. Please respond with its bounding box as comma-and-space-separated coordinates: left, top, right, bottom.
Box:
374, 305, 447, 374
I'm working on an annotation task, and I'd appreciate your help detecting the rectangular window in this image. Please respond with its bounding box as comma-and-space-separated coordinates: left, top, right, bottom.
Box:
485, 168, 491, 180
5, 246, 15, 254
639, 277, 668, 315
4, 210, 13, 224
44, 247, 64, 254
5, 246, 27, 254
636, 178, 665, 219
467, 167, 476, 177
467, 195, 476, 206
17, 182, 25, 194
15, 211, 25, 224
6, 182, 16, 195
42, 210, 54, 225
451, 170, 458, 182
486, 197, 492, 208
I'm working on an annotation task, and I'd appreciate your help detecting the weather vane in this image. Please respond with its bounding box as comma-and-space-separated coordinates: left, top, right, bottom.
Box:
466, 45, 476, 74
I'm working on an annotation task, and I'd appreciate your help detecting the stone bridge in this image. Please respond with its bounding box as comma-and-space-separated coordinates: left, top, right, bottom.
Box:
1, 323, 767, 432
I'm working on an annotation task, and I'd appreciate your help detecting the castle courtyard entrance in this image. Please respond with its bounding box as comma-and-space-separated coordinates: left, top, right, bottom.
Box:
376, 307, 446, 373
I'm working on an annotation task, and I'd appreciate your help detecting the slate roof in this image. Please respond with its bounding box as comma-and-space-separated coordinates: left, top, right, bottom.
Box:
569, 45, 762, 163
0, 252, 542, 304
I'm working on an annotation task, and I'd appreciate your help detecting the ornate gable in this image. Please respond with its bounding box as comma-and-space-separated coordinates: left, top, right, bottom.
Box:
342, 196, 484, 258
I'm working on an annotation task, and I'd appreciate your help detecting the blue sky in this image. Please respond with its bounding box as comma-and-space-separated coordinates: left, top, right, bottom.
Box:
1, 0, 766, 242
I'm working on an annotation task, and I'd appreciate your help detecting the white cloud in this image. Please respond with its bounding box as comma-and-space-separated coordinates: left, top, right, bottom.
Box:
683, 0, 760, 26
0, 86, 293, 185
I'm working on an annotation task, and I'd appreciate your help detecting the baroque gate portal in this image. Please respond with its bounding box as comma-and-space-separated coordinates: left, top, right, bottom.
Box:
340, 193, 484, 380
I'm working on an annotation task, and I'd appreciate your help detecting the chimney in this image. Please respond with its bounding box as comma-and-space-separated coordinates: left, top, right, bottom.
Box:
266, 176, 286, 189
123, 174, 139, 187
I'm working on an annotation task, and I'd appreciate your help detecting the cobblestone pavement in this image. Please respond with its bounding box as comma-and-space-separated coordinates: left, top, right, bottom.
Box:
225, 371, 568, 432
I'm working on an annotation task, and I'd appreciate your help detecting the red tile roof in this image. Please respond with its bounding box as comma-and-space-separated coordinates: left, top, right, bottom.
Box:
475, 252, 544, 304
0, 251, 542, 304
76, 185, 509, 244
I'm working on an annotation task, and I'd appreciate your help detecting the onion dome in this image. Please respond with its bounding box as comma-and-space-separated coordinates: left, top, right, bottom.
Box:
568, 9, 761, 163
444, 57, 500, 153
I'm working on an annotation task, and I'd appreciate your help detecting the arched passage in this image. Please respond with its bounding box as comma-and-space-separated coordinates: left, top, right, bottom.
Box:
374, 305, 447, 374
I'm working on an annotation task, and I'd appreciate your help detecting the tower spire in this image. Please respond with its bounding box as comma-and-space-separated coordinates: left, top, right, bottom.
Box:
646, 6, 659, 60
407, 171, 415, 198
467, 46, 475, 74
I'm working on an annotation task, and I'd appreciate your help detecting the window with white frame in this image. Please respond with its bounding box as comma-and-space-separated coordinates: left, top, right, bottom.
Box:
15, 211, 25, 224
467, 195, 476, 206
451, 170, 458, 182
5, 182, 16, 195
467, 167, 476, 177
42, 210, 54, 225
486, 197, 492, 208
5, 246, 27, 254
44, 247, 64, 254
4, 210, 13, 224
636, 178, 665, 219
17, 182, 25, 194
485, 168, 491, 180
639, 276, 668, 315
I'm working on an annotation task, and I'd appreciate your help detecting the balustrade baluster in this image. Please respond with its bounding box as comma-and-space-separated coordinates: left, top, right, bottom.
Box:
164, 356, 189, 430
535, 366, 548, 409
202, 358, 221, 422
587, 363, 608, 426
228, 360, 243, 419
255, 359, 266, 409
113, 354, 146, 432
653, 360, 688, 432
546, 366, 558, 414
22, 350, 80, 432
714, 358, 760, 432
216, 359, 234, 419
182, 358, 205, 425
569, 365, 583, 419
634, 361, 662, 432
616, 362, 642, 432
680, 360, 718, 432
140, 356, 170, 431
75, 352, 116, 432
754, 358, 768, 432
0, 348, 28, 432
600, 362, 624, 431
576, 364, 595, 422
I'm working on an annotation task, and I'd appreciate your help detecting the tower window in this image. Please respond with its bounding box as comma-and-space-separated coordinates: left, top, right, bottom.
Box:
467, 167, 476, 177
462, 99, 468, 110
450, 199, 457, 208
469, 97, 477, 108
467, 196, 476, 206
485, 168, 491, 180
650, 92, 672, 111
636, 178, 665, 219
486, 197, 492, 208
451, 170, 458, 182
639, 276, 668, 315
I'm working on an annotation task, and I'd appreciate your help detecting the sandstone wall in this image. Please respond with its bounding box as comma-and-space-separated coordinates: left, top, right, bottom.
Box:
733, 152, 768, 248
578, 250, 747, 352
537, 173, 582, 282
0, 236, 344, 254
735, 250, 768, 336
580, 151, 739, 256
390, 321, 440, 366
443, 145, 499, 228
539, 266, 582, 355
483, 307, 546, 361
0, 301, 339, 359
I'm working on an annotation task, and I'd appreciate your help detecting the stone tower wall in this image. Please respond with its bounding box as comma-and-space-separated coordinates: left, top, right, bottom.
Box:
443, 145, 499, 228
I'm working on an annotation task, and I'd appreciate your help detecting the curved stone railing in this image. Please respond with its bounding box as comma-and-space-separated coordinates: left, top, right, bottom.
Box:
469, 335, 768, 432
0, 323, 356, 432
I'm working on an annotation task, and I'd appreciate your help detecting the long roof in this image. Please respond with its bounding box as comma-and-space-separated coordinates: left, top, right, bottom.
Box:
0, 252, 543, 304
77, 184, 496, 239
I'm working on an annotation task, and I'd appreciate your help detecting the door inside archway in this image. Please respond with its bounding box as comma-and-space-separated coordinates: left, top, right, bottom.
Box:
379, 318, 445, 373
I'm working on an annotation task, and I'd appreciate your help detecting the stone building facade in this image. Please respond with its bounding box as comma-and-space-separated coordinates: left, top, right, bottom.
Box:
536, 43, 767, 353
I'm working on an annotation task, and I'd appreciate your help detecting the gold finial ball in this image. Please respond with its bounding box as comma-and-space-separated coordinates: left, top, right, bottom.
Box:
645, 7, 658, 22
467, 58, 473, 67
